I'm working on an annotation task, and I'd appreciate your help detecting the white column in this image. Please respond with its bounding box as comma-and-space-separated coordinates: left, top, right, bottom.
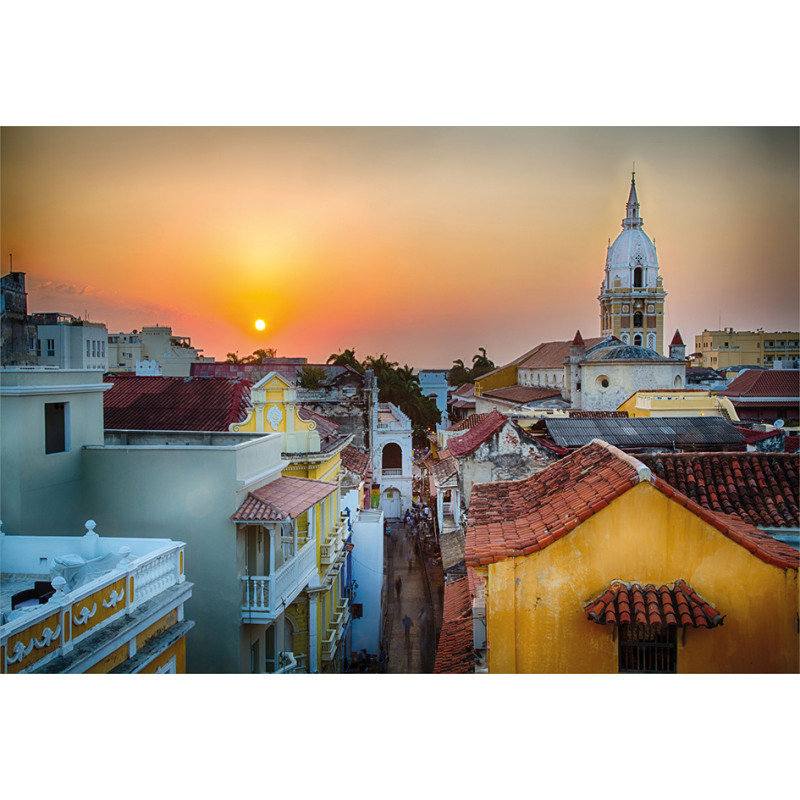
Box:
308, 595, 318, 674
268, 528, 275, 575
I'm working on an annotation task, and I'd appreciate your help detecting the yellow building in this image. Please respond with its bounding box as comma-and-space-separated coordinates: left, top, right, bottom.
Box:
466, 440, 798, 673
694, 328, 800, 370
231, 372, 354, 672
618, 388, 739, 421
1, 521, 193, 674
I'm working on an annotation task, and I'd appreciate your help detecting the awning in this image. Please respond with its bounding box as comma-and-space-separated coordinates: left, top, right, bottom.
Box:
584, 580, 723, 628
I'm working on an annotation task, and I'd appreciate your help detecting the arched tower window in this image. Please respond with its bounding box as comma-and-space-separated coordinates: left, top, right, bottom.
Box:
382, 442, 402, 471
633, 311, 643, 328
633, 267, 643, 287
634, 334, 643, 346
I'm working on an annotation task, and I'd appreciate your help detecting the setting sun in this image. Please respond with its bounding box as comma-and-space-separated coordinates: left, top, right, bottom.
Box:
255, 319, 266, 331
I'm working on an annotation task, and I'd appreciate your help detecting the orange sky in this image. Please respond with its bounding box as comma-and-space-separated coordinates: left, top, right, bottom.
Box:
2, 126, 797, 369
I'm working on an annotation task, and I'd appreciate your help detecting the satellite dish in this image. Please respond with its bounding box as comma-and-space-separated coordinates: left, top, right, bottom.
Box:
774, 419, 784, 429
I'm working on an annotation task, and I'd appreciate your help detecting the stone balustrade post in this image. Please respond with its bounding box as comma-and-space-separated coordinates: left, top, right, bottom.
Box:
81, 519, 99, 559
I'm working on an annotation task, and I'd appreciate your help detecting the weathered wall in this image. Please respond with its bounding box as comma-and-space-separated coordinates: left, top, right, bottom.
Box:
486, 481, 799, 673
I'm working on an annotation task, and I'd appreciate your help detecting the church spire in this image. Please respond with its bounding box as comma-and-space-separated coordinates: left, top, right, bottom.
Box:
622, 170, 643, 231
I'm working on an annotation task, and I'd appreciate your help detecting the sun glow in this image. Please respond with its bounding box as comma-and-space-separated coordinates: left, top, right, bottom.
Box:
255, 319, 266, 331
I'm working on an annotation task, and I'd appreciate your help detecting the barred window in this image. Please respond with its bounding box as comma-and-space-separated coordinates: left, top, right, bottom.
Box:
618, 624, 676, 673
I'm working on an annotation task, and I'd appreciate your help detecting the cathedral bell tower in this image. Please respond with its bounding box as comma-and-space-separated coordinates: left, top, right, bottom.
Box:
598, 173, 667, 354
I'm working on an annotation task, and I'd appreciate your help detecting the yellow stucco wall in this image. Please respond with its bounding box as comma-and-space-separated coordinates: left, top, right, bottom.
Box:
139, 637, 187, 674
486, 481, 799, 673
475, 364, 519, 395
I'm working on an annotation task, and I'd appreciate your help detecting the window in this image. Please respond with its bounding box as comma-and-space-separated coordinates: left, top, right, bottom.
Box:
633, 312, 643, 327
92, 340, 97, 357
36, 339, 41, 356
633, 267, 643, 287
101, 341, 105, 357
46, 339, 55, 357
86, 341, 90, 357
619, 624, 677, 673
634, 334, 642, 346
45, 402, 69, 454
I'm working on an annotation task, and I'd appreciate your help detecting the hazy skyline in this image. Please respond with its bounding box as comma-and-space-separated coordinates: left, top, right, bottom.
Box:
2, 126, 797, 369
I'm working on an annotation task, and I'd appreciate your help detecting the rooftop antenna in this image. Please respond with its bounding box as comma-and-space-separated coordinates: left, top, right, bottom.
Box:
9, 253, 12, 271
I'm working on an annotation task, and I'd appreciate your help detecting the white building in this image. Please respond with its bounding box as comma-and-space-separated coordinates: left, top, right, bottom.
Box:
107, 324, 213, 376
30, 313, 108, 371
371, 400, 414, 519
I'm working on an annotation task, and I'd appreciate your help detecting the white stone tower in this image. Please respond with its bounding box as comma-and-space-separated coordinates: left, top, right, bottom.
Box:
598, 173, 667, 354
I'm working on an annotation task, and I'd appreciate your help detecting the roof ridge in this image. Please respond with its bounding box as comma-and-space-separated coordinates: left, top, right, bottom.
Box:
590, 439, 651, 483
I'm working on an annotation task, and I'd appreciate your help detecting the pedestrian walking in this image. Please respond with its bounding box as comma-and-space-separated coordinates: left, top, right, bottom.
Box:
407, 551, 413, 571
395, 575, 402, 600
402, 614, 411, 644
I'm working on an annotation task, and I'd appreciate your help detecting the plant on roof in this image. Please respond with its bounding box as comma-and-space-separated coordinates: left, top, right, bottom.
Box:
297, 364, 328, 390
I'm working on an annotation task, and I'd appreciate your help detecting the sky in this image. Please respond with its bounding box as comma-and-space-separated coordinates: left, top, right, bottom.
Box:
2, 126, 797, 369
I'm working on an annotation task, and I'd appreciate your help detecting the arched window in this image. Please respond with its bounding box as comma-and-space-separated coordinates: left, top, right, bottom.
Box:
633, 311, 643, 328
674, 374, 683, 389
633, 267, 643, 287
382, 442, 402, 472
634, 334, 642, 346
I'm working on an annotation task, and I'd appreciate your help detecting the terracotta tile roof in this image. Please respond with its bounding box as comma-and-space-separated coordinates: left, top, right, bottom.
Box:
433, 577, 474, 674
231, 476, 337, 521
786, 434, 799, 454
466, 441, 640, 566
432, 455, 458, 485
639, 452, 799, 529
103, 374, 251, 431
465, 439, 799, 570
448, 409, 509, 457
467, 565, 485, 600
717, 369, 800, 399
671, 330, 685, 346
450, 398, 477, 409
340, 445, 370, 477
452, 383, 475, 398
480, 385, 562, 404
517, 337, 605, 370
297, 406, 340, 440
446, 413, 489, 432
585, 580, 723, 628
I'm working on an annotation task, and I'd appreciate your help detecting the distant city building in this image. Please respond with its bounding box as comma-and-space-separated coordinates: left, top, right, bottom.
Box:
107, 324, 213, 376
715, 369, 800, 424
693, 328, 800, 370
371, 395, 414, 519
418, 369, 449, 430
1, 271, 37, 366
29, 312, 108, 371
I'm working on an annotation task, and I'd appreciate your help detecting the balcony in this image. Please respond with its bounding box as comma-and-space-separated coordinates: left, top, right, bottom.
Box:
320, 523, 347, 567
241, 536, 316, 622
382, 468, 403, 477
2, 527, 186, 675
321, 600, 351, 662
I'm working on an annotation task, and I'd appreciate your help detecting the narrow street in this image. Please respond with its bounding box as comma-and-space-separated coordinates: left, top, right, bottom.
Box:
382, 519, 443, 673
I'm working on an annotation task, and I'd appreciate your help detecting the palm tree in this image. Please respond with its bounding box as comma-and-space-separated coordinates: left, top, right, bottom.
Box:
225, 351, 244, 364
470, 347, 495, 379
326, 348, 363, 373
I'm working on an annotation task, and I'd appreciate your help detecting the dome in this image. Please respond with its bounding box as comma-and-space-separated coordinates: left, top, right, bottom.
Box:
607, 227, 658, 270
585, 344, 667, 362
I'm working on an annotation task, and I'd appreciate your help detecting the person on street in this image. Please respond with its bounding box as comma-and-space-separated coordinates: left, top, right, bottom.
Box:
407, 550, 413, 571
395, 575, 402, 600
402, 614, 411, 645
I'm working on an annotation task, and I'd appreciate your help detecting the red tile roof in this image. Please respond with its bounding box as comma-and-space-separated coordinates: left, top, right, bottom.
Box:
340, 445, 370, 477
432, 455, 458, 485
671, 329, 685, 346
231, 476, 337, 521
517, 337, 605, 370
433, 577, 474, 674
297, 406, 340, 440
452, 383, 475, 398
103, 374, 251, 431
480, 385, 562, 404
717, 369, 800, 399
448, 409, 509, 457
585, 580, 723, 628
465, 440, 799, 570
446, 413, 489, 432
640, 452, 798, 529
572, 330, 585, 346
